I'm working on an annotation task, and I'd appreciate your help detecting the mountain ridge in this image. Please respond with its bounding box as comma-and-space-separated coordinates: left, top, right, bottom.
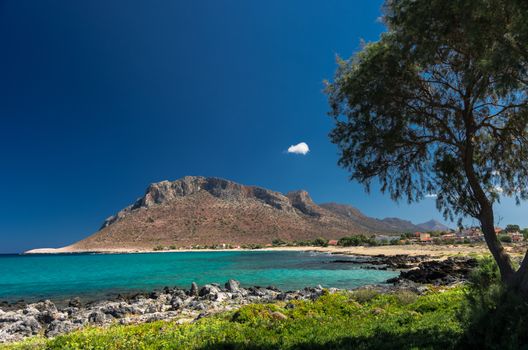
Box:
27, 176, 446, 253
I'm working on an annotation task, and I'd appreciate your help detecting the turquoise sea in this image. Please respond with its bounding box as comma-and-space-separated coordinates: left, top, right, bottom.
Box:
0, 251, 398, 302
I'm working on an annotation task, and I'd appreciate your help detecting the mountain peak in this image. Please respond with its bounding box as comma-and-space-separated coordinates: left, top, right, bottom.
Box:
417, 220, 450, 232
64, 176, 438, 252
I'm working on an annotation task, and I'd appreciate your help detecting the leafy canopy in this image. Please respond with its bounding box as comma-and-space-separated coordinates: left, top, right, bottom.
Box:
327, 0, 528, 224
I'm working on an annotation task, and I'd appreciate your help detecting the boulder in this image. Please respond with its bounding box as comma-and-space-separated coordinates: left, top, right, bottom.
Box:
190, 282, 199, 296
225, 279, 241, 292
88, 311, 106, 324
199, 284, 221, 297
170, 296, 183, 310
45, 320, 78, 337
68, 297, 82, 308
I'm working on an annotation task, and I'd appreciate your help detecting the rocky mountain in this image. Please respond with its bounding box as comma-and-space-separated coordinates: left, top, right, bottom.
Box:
380, 218, 422, 232
35, 176, 440, 252
417, 220, 451, 232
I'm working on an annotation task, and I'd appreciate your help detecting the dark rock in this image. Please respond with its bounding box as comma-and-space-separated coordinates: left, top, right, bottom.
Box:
199, 284, 221, 297
10, 316, 41, 337
190, 282, 199, 296
170, 296, 183, 310
68, 297, 82, 308
88, 311, 106, 324
36, 310, 59, 324
395, 257, 478, 285
45, 320, 78, 337
266, 285, 281, 292
225, 279, 241, 292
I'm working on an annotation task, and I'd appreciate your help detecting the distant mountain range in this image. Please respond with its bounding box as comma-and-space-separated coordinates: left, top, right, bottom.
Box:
416, 219, 451, 232
27, 176, 450, 252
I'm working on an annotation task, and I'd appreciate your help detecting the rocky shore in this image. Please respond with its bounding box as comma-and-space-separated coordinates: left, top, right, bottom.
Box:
0, 256, 479, 344
0, 281, 333, 343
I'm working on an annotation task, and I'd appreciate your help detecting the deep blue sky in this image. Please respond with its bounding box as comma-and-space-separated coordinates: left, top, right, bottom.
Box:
1, 1, 526, 253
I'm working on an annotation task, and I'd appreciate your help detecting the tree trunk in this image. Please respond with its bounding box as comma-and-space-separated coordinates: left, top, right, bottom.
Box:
508, 250, 528, 295
478, 205, 515, 282
462, 110, 516, 283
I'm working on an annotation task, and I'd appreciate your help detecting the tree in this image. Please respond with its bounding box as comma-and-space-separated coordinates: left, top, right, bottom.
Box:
326, 0, 528, 293
505, 224, 520, 233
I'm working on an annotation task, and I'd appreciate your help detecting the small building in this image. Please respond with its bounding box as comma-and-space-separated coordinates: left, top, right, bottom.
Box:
327, 239, 339, 246
419, 232, 431, 242
441, 233, 456, 240
495, 227, 503, 234
511, 232, 523, 242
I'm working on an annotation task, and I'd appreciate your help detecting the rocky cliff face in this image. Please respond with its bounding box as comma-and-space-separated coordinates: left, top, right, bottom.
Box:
61, 176, 430, 251
100, 177, 295, 229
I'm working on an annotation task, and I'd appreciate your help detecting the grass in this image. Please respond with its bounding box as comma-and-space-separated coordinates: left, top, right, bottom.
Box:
2, 288, 466, 350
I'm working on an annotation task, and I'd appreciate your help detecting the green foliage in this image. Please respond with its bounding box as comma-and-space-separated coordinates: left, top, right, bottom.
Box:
505, 224, 520, 233
326, 0, 528, 224
4, 289, 466, 350
293, 238, 329, 247
312, 237, 329, 247
498, 234, 512, 243
338, 234, 376, 247
271, 238, 287, 246
152, 245, 164, 251
458, 256, 528, 349
389, 238, 401, 245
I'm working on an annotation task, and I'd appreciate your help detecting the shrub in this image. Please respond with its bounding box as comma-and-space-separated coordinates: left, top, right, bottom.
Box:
394, 290, 419, 305
271, 238, 287, 246
350, 288, 380, 303
458, 256, 528, 349
498, 234, 512, 243
312, 237, 329, 247
338, 234, 376, 247
152, 245, 164, 251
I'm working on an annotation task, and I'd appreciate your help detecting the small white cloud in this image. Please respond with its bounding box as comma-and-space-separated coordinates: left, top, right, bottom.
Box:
425, 193, 438, 198
287, 142, 310, 155
493, 186, 504, 193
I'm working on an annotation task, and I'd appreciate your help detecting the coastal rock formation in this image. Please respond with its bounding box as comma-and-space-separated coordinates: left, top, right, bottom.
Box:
27, 176, 443, 252
0, 281, 330, 343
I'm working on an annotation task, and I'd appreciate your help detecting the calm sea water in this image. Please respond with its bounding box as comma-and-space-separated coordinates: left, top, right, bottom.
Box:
0, 251, 398, 302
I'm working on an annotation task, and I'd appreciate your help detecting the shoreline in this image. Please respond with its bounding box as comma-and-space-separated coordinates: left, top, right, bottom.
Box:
0, 253, 479, 344
24, 243, 495, 258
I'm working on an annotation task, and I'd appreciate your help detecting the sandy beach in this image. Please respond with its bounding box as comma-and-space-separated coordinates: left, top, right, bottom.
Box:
24, 242, 515, 258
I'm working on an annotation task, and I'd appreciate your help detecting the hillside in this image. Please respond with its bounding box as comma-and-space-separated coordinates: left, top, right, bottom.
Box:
417, 220, 451, 232
28, 177, 436, 252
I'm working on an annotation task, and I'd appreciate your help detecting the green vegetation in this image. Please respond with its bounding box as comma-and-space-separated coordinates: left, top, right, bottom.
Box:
338, 234, 377, 247
3, 288, 465, 350
458, 257, 528, 348
271, 238, 287, 247
152, 245, 164, 251
498, 234, 513, 243
504, 225, 520, 233
292, 237, 329, 247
